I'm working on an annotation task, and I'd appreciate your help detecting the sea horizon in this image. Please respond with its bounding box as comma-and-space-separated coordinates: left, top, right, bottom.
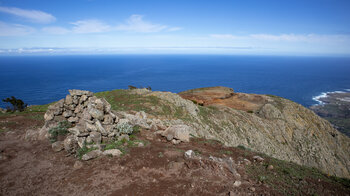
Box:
1, 54, 350, 108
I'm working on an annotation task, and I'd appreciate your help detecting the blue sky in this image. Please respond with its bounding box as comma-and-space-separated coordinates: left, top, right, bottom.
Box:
0, 0, 350, 55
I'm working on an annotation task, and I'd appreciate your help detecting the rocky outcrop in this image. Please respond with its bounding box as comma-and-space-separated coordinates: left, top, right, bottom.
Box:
135, 87, 350, 178
178, 87, 350, 178
36, 87, 350, 178
39, 89, 190, 160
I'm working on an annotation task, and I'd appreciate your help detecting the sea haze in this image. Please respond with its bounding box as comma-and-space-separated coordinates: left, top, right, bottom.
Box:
0, 55, 350, 108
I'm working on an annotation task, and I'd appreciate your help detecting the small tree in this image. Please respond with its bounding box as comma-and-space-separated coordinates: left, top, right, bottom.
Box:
2, 96, 27, 112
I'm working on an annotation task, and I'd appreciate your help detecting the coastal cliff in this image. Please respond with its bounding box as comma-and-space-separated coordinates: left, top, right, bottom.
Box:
119, 86, 349, 178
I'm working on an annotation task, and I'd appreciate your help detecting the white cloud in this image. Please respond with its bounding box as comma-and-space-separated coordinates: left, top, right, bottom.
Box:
167, 27, 183, 32
0, 6, 56, 24
210, 33, 350, 43
0, 21, 35, 36
42, 26, 70, 34
210, 34, 241, 39
116, 15, 169, 33
71, 20, 111, 33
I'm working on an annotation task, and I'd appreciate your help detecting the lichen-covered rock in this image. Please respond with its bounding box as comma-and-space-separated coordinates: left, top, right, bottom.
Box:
65, 95, 73, 105
69, 89, 93, 97
103, 114, 114, 125
82, 150, 102, 161
62, 110, 73, 118
52, 141, 64, 152
162, 125, 191, 142
103, 149, 122, 157
90, 131, 101, 144
88, 106, 104, 121
63, 135, 78, 153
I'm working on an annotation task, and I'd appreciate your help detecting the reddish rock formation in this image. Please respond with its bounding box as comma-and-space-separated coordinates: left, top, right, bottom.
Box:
179, 86, 268, 112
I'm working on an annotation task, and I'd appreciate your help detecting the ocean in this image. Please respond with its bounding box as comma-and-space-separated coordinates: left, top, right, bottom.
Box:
1, 55, 350, 108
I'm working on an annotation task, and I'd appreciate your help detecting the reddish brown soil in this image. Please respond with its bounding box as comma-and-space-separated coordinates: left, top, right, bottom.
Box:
179, 86, 268, 112
0, 113, 349, 196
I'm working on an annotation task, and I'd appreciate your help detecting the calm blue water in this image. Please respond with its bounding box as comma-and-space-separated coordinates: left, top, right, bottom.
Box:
1, 55, 350, 108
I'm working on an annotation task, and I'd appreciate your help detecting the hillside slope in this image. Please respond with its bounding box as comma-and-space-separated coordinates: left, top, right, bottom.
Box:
95, 87, 350, 178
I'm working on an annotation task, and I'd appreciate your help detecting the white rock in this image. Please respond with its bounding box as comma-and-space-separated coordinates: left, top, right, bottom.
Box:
103, 149, 122, 157
233, 181, 242, 187
253, 156, 264, 162
162, 125, 191, 142
184, 150, 195, 159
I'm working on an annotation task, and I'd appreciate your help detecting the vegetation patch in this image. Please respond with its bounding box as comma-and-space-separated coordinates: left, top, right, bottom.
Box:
77, 143, 98, 160
48, 121, 72, 143
246, 155, 350, 195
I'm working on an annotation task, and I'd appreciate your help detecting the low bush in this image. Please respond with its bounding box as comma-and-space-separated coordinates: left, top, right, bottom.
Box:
48, 121, 72, 143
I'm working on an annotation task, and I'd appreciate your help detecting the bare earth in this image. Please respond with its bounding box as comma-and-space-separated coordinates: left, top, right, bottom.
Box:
0, 113, 349, 196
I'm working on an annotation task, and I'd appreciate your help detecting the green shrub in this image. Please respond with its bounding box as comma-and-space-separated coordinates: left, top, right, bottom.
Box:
2, 96, 27, 112
77, 143, 98, 159
48, 121, 71, 143
117, 122, 134, 135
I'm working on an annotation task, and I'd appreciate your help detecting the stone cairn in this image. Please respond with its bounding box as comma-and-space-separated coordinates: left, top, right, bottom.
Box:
40, 89, 191, 160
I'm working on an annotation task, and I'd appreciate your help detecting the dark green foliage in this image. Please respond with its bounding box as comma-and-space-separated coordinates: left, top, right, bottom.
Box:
77, 143, 98, 159
48, 121, 71, 143
2, 96, 27, 112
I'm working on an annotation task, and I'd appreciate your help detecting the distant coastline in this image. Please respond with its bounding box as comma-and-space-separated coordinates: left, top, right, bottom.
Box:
310, 90, 350, 137
312, 89, 350, 105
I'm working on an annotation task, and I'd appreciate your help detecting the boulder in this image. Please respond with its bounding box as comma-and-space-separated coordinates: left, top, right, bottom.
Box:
74, 104, 83, 114
72, 96, 79, 105
253, 156, 264, 162
88, 106, 104, 120
82, 109, 92, 120
69, 89, 93, 97
68, 127, 81, 135
103, 149, 122, 157
63, 110, 73, 118
79, 94, 88, 104
77, 137, 86, 148
85, 122, 97, 132
65, 95, 73, 105
82, 150, 102, 161
95, 120, 107, 135
44, 111, 54, 121
103, 114, 114, 125
63, 135, 78, 153
103, 125, 115, 134
90, 131, 101, 144
184, 150, 195, 159
162, 125, 191, 142
68, 116, 79, 123
52, 141, 64, 152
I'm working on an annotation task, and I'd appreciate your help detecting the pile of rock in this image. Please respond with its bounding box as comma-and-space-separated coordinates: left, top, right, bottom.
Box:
41, 90, 132, 154
38, 89, 192, 160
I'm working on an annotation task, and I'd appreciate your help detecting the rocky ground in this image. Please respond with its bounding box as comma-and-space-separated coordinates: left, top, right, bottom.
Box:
1, 87, 350, 195
310, 92, 350, 137
0, 111, 349, 195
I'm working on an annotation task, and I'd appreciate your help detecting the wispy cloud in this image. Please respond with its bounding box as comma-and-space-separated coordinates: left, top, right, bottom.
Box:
0, 21, 35, 36
210, 34, 241, 39
42, 26, 70, 34
71, 19, 111, 33
210, 33, 350, 43
115, 15, 178, 33
167, 27, 183, 32
0, 6, 55, 24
